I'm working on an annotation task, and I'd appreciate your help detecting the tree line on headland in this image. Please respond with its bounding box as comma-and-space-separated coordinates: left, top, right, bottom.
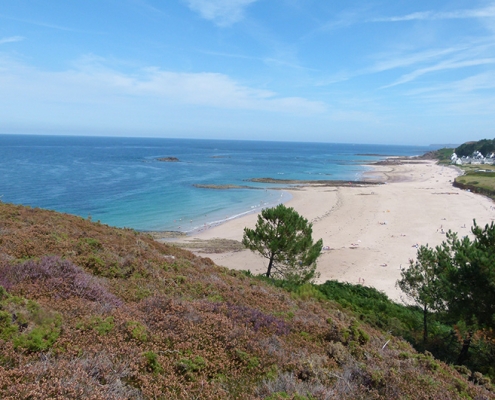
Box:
455, 139, 495, 158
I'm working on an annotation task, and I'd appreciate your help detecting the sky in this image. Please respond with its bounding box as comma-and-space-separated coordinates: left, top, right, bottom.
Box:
1, 1, 494, 145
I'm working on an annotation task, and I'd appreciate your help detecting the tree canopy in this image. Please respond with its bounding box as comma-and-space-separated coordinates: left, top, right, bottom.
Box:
455, 138, 495, 157
242, 204, 323, 284
397, 220, 495, 363
397, 245, 445, 344
437, 221, 495, 331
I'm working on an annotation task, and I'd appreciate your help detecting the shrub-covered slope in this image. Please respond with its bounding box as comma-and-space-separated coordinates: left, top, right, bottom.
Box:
0, 203, 493, 399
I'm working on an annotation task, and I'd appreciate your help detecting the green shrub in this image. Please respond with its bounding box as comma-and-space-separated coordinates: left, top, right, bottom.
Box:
126, 320, 148, 342
0, 289, 62, 351
77, 316, 114, 335
175, 355, 207, 381
235, 349, 260, 370
143, 351, 163, 373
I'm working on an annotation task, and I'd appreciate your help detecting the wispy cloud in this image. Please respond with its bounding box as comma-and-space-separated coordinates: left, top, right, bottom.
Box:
200, 49, 315, 70
383, 58, 495, 88
373, 4, 495, 22
129, 0, 169, 17
317, 6, 375, 32
407, 71, 495, 96
0, 14, 103, 33
315, 47, 466, 86
401, 71, 495, 118
199, 49, 256, 60
0, 36, 24, 45
184, 0, 259, 27
368, 47, 464, 73
0, 56, 325, 115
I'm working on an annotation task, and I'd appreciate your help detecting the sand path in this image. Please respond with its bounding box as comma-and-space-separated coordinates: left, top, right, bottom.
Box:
170, 161, 494, 302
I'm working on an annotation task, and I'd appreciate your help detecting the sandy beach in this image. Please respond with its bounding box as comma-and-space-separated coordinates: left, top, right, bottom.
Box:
170, 160, 495, 302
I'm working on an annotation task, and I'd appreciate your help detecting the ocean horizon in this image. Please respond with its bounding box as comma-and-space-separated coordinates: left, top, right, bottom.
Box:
0, 134, 432, 233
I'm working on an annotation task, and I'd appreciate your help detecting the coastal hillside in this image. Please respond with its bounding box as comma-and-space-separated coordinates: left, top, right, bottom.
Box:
0, 202, 493, 399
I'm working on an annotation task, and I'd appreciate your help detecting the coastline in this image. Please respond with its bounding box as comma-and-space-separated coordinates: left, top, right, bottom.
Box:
154, 166, 384, 239
167, 160, 495, 302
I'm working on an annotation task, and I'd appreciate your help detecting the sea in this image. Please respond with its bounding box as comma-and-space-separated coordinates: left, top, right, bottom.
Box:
0, 134, 432, 233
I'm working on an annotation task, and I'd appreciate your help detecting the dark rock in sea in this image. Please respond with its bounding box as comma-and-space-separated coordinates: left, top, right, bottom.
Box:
157, 157, 180, 162
193, 184, 260, 190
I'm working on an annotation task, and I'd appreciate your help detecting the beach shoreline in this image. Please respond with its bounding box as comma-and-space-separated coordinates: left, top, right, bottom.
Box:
166, 160, 494, 301
153, 168, 385, 240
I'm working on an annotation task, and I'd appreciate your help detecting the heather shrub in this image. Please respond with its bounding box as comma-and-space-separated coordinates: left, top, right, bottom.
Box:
256, 371, 332, 399
471, 371, 492, 390
0, 351, 144, 399
327, 341, 348, 365
205, 302, 291, 335
1, 203, 495, 399
0, 256, 122, 307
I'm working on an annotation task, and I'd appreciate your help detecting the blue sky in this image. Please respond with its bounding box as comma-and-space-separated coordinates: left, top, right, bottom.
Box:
1, 1, 494, 145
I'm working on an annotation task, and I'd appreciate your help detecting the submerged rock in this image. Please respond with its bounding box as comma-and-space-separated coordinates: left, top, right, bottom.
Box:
157, 157, 180, 162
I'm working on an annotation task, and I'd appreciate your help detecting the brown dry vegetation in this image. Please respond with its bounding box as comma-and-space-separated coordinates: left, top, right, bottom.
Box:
173, 238, 245, 253
0, 202, 493, 399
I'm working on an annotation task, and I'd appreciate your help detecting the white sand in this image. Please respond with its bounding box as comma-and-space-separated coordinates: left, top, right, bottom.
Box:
172, 161, 494, 302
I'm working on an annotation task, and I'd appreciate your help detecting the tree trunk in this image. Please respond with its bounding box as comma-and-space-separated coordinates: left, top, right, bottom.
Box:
266, 254, 275, 278
457, 332, 472, 365
423, 304, 428, 344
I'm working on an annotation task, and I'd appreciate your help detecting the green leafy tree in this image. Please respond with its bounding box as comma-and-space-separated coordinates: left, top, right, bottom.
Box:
397, 245, 446, 344
242, 204, 323, 284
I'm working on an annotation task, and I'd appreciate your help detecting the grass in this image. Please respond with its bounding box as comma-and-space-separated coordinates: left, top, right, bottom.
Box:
429, 147, 495, 198
454, 169, 495, 199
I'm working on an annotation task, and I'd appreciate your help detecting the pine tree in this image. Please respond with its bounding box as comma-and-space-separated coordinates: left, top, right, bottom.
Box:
242, 204, 323, 285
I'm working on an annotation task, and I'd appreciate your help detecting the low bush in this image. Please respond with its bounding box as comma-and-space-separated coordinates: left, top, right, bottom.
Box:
0, 256, 122, 307
0, 287, 62, 352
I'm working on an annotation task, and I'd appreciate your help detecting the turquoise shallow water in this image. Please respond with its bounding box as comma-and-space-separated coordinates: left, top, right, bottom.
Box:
0, 135, 431, 232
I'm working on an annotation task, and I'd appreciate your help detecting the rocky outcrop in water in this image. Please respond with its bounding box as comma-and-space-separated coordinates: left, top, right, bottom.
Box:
157, 157, 180, 162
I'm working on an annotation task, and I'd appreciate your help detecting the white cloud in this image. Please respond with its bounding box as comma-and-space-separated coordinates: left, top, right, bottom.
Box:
184, 0, 259, 26
0, 36, 24, 45
373, 4, 495, 22
0, 56, 325, 116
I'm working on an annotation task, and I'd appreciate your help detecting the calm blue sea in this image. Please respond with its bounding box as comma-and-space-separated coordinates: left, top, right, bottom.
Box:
0, 134, 431, 232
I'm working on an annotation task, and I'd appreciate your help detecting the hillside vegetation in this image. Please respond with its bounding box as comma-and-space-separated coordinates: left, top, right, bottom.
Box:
456, 139, 495, 158
0, 202, 494, 399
